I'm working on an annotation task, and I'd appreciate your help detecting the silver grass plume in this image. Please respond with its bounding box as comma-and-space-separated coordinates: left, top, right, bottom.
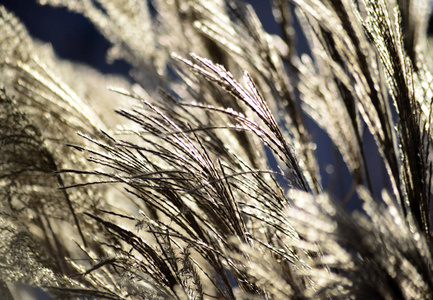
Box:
1, 0, 433, 299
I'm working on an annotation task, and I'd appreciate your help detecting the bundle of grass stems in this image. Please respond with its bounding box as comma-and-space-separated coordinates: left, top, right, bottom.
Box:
1, 0, 433, 299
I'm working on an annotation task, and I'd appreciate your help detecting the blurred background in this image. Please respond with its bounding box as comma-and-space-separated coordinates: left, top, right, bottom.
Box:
1, 1, 433, 299
0, 1, 281, 75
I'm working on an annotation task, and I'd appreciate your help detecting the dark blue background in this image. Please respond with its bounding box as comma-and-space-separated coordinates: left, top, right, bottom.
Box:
0, 1, 280, 75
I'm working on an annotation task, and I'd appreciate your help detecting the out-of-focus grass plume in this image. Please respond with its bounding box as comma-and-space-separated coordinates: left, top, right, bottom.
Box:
1, 0, 433, 299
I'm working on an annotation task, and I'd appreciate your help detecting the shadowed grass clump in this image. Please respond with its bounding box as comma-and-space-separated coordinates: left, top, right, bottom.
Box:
1, 0, 433, 299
